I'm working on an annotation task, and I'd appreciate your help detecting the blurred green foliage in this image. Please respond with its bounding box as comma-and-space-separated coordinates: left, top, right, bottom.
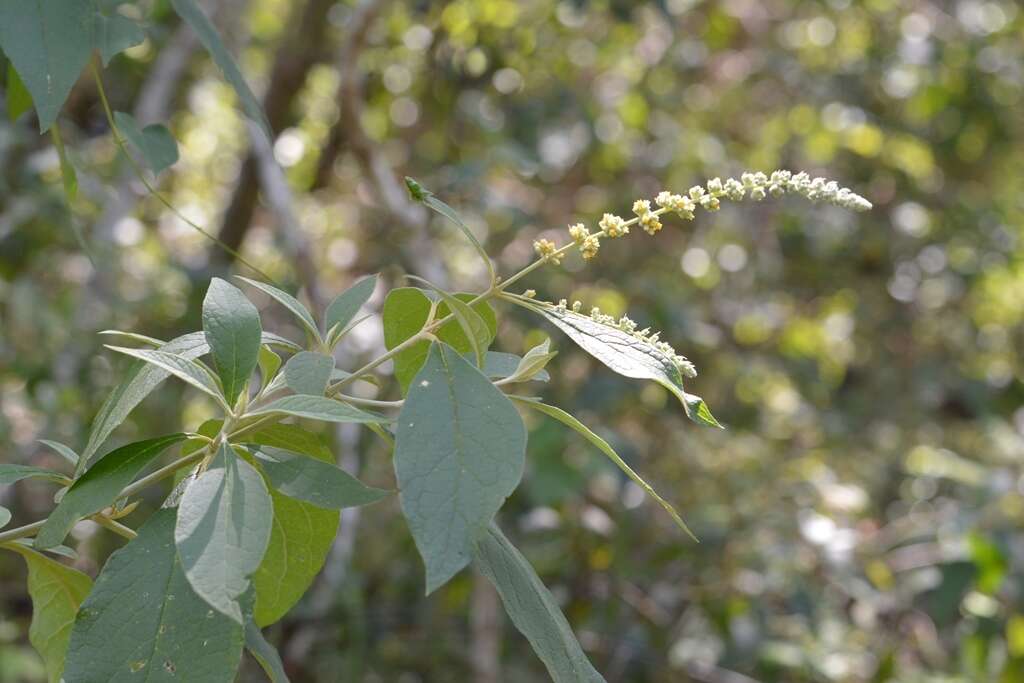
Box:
2, 0, 1023, 681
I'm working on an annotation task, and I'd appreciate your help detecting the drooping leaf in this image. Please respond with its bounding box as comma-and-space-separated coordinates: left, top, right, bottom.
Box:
383, 288, 497, 393
254, 446, 390, 510
63, 509, 246, 682
282, 351, 333, 396
0, 0, 93, 132
82, 331, 295, 467
0, 464, 66, 486
410, 277, 490, 368
248, 395, 385, 424
35, 434, 187, 550
324, 275, 377, 343
473, 523, 606, 683
113, 111, 178, 173
404, 178, 495, 283
6, 61, 31, 120
513, 398, 696, 540
483, 352, 550, 382
168, 0, 272, 138
105, 346, 228, 410
246, 620, 290, 682
395, 342, 526, 593
202, 277, 263, 406
237, 277, 321, 345
524, 302, 722, 427
1, 542, 92, 683
92, 8, 145, 66
175, 443, 273, 624
37, 440, 79, 467
0, 506, 10, 528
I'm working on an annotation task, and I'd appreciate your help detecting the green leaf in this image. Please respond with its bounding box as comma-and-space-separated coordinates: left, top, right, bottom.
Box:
169, 0, 271, 139
35, 434, 187, 550
82, 331, 295, 468
50, 124, 77, 202
282, 351, 333, 396
484, 352, 550, 382
0, 0, 93, 132
324, 275, 377, 342
246, 620, 290, 682
524, 302, 721, 427
248, 395, 385, 424
473, 523, 605, 683
0, 506, 10, 528
410, 277, 490, 368
395, 342, 526, 593
63, 509, 246, 682
254, 446, 389, 509
513, 399, 696, 540
1, 542, 92, 683
383, 288, 497, 393
0, 464, 65, 486
38, 439, 80, 467
92, 6, 145, 66
105, 346, 228, 410
258, 345, 282, 388
249, 423, 333, 460
6, 62, 31, 120
175, 442, 273, 624
202, 277, 263, 406
404, 178, 495, 283
237, 277, 321, 345
113, 111, 178, 173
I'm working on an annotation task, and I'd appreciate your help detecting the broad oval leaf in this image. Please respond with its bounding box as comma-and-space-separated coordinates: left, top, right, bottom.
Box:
524, 302, 722, 428
395, 342, 526, 594
254, 446, 390, 509
248, 395, 385, 424
175, 443, 273, 624
383, 288, 497, 393
473, 524, 605, 683
237, 277, 321, 345
63, 509, 246, 682
410, 277, 490, 368
324, 275, 377, 342
113, 111, 179, 174
1, 542, 92, 683
282, 351, 334, 396
0, 0, 93, 132
35, 434, 187, 550
92, 9, 145, 66
105, 346, 227, 409
203, 277, 263, 406
0, 464, 66, 486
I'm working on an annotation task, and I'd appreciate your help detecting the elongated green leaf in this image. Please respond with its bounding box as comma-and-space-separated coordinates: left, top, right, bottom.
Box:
410, 277, 490, 368
92, 8, 144, 66
473, 524, 605, 683
175, 443, 273, 623
324, 275, 377, 342
105, 346, 227, 409
0, 464, 65, 486
383, 288, 497, 393
83, 331, 296, 467
246, 423, 339, 626
1, 542, 92, 683
237, 277, 320, 345
514, 399, 695, 539
0, 506, 10, 528
404, 178, 495, 283
36, 434, 187, 550
63, 509, 246, 682
0, 0, 93, 131
255, 446, 389, 509
523, 302, 722, 427
484, 352, 550, 382
114, 111, 178, 173
246, 620, 290, 682
38, 440, 79, 467
395, 342, 526, 593
258, 345, 282, 387
282, 351, 333, 396
203, 278, 262, 406
249, 395, 385, 424
6, 62, 31, 120
169, 0, 271, 138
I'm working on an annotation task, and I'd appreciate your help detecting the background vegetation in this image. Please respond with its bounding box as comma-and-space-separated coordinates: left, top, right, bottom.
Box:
1, 0, 1022, 681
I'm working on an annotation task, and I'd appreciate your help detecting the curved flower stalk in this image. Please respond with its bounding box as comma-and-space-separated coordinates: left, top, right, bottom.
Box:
534, 170, 873, 264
